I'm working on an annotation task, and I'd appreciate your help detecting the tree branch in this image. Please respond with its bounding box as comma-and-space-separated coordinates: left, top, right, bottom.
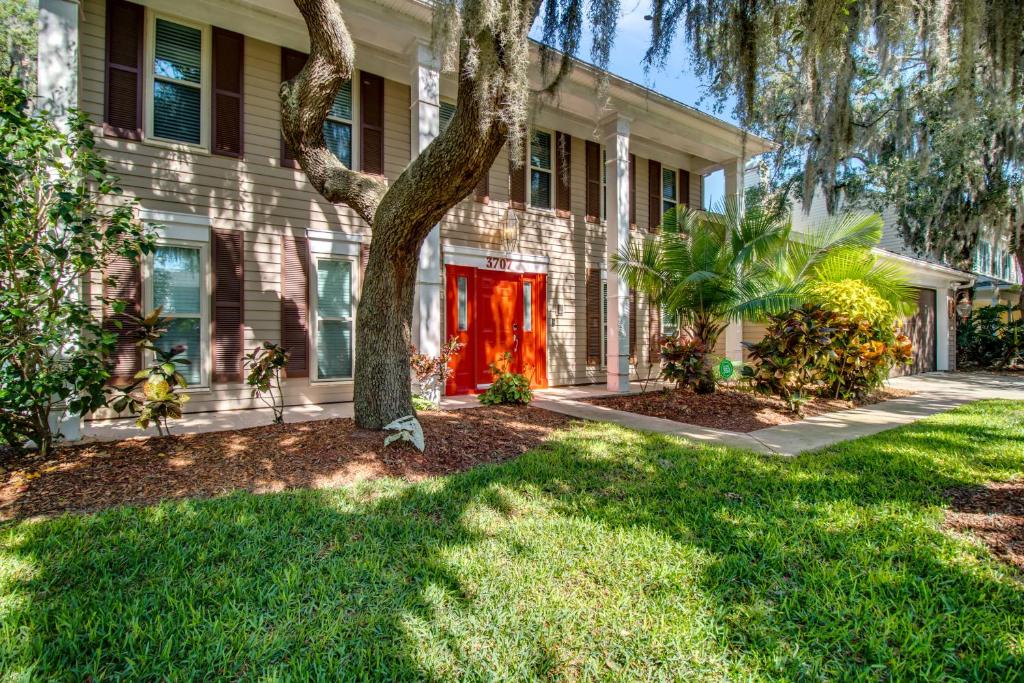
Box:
281, 0, 387, 225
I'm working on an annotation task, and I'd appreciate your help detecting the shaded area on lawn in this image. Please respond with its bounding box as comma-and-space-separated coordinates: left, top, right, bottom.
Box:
0, 401, 1022, 680
946, 480, 1024, 570
0, 406, 572, 521
587, 386, 913, 432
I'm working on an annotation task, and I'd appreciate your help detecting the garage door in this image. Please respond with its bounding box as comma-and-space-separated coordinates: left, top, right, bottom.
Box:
893, 288, 936, 376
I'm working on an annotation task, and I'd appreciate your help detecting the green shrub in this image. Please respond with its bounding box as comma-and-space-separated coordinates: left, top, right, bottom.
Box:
479, 353, 532, 405
744, 303, 913, 411
0, 78, 153, 455
805, 279, 897, 331
244, 341, 290, 424
743, 304, 836, 413
957, 304, 1024, 369
660, 336, 715, 394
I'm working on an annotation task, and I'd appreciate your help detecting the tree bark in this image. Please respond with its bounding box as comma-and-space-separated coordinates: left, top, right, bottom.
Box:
282, 0, 537, 429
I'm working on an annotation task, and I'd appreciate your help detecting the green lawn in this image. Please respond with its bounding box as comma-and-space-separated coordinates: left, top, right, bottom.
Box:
2, 401, 1023, 680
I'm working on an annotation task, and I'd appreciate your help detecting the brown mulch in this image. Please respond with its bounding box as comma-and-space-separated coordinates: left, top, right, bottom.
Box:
586, 386, 915, 433
945, 481, 1024, 571
0, 406, 573, 522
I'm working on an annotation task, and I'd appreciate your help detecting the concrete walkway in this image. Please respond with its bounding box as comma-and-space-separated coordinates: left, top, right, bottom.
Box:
534, 372, 1024, 456
81, 372, 1022, 453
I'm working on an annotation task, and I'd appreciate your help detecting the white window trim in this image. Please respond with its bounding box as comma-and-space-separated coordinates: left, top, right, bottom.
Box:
308, 242, 360, 384
143, 10, 212, 152
600, 147, 608, 223
325, 72, 361, 170
143, 237, 211, 391
528, 127, 555, 211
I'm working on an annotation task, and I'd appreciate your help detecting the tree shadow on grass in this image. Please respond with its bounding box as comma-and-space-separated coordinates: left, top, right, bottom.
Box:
0, 402, 1022, 679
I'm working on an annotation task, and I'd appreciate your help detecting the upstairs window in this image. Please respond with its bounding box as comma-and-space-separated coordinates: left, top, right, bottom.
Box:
977, 241, 992, 274
529, 130, 553, 209
325, 80, 354, 168
662, 167, 678, 229
151, 17, 204, 145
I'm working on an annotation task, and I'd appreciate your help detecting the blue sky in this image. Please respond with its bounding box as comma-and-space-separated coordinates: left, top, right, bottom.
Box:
533, 3, 735, 206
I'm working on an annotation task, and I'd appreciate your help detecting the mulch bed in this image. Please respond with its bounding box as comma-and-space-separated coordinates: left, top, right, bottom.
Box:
945, 481, 1024, 571
0, 406, 573, 521
586, 386, 915, 433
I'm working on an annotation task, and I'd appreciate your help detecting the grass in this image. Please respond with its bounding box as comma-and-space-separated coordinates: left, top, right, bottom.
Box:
1, 401, 1023, 680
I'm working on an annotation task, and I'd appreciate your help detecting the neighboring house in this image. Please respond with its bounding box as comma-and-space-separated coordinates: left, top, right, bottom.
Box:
746, 163, 975, 374
969, 233, 1022, 308
35, 0, 771, 417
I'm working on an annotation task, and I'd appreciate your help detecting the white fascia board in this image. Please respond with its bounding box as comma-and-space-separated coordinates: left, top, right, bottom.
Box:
873, 248, 974, 288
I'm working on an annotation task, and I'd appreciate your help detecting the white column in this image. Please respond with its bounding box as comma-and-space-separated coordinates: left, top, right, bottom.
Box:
936, 288, 952, 371
723, 157, 745, 215
603, 115, 632, 392
37, 0, 80, 129
723, 156, 745, 363
409, 41, 442, 359
38, 0, 83, 442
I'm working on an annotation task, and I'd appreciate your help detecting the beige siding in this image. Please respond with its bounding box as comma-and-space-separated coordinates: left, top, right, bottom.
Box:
82, 0, 410, 414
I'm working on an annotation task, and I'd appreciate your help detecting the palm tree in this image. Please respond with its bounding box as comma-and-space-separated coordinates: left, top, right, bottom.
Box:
611, 199, 901, 392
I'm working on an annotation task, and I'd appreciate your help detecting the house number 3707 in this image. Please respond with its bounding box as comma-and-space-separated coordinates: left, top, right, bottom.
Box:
485, 257, 512, 270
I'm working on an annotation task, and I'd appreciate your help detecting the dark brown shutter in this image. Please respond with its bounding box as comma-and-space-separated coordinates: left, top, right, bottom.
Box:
629, 290, 637, 362
104, 0, 143, 139
554, 131, 571, 217
648, 296, 661, 365
360, 72, 385, 175
628, 154, 637, 228
585, 140, 601, 222
586, 268, 602, 366
212, 229, 244, 383
359, 242, 370, 279
509, 144, 526, 209
212, 28, 244, 157
648, 159, 662, 232
104, 252, 142, 383
280, 48, 307, 168
681, 169, 691, 209
281, 235, 310, 377
475, 166, 490, 203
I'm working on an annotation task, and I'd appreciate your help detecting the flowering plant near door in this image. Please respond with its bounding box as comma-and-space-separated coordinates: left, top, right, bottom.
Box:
479, 353, 533, 405
410, 336, 464, 406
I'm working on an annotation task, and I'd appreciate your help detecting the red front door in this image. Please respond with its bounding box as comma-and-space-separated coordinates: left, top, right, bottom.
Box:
445, 265, 547, 395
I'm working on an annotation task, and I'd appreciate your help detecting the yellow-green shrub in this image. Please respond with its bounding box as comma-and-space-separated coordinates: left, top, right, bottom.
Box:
804, 279, 897, 332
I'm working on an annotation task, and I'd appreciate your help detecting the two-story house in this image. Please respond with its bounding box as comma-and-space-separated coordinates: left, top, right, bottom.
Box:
36, 0, 772, 420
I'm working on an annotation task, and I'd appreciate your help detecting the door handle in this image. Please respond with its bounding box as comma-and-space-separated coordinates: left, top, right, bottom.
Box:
513, 333, 519, 352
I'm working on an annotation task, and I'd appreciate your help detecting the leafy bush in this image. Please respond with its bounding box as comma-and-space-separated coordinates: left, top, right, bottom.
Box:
410, 336, 464, 404
744, 302, 912, 411
660, 336, 715, 394
743, 304, 836, 412
107, 308, 191, 436
245, 342, 290, 424
0, 78, 153, 455
804, 279, 897, 330
479, 352, 532, 405
957, 304, 1024, 369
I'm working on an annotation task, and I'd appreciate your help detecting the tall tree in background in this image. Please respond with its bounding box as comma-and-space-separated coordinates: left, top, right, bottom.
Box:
280, 0, 618, 428
1, 0, 36, 84
645, 1, 1023, 299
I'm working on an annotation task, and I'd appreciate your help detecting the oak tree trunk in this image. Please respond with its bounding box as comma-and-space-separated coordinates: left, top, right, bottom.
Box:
352, 227, 420, 429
